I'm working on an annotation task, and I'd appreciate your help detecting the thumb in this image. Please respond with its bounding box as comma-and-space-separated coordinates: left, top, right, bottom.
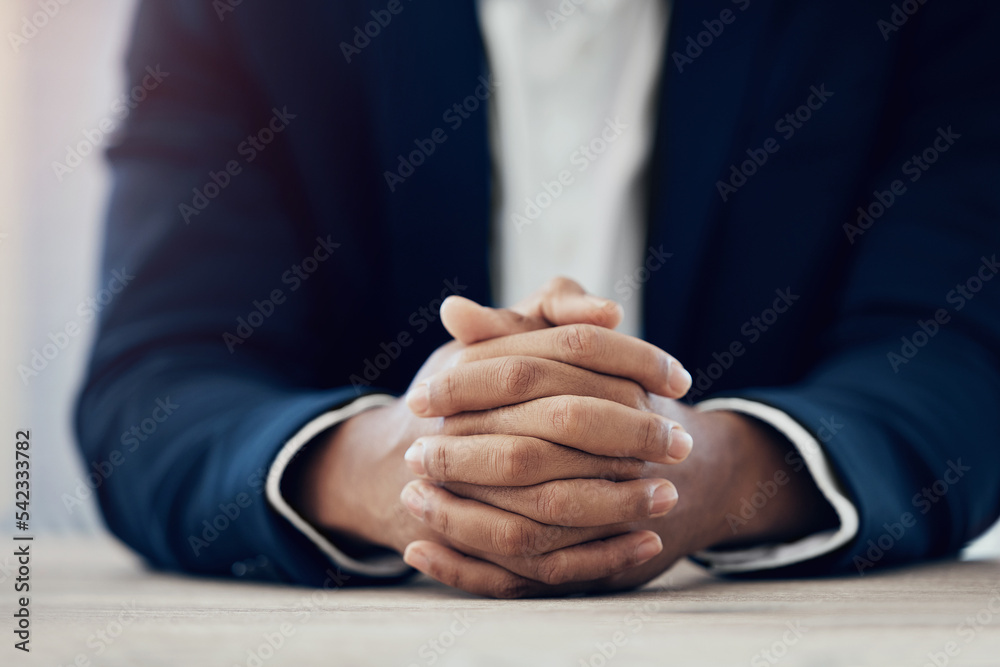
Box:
440, 296, 548, 345
513, 277, 623, 330
440, 278, 624, 345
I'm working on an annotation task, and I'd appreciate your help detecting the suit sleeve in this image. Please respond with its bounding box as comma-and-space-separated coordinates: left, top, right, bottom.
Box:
717, 2, 1000, 575
693, 399, 860, 573
265, 395, 410, 578
74, 1, 399, 586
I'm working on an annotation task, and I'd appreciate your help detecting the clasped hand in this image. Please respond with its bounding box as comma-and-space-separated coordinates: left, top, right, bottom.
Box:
395, 278, 696, 597
298, 278, 826, 597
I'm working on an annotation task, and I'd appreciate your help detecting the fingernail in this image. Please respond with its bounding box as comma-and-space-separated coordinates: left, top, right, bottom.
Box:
669, 365, 693, 396
649, 483, 678, 516
635, 535, 662, 564
667, 428, 693, 461
404, 441, 427, 476
404, 546, 429, 571
585, 295, 622, 322
400, 483, 426, 518
406, 382, 430, 416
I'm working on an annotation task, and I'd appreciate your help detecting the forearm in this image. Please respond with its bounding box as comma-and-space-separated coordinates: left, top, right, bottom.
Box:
76, 358, 364, 584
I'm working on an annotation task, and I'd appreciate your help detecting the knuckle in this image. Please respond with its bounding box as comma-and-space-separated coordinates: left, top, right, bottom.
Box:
423, 497, 449, 535
547, 275, 575, 292
559, 324, 600, 361
446, 563, 469, 593
493, 576, 531, 600
453, 347, 476, 367
497, 357, 539, 400
429, 441, 451, 480
605, 547, 634, 575
659, 352, 675, 385
437, 372, 459, 410
535, 551, 571, 586
630, 384, 651, 411
503, 309, 529, 329
532, 522, 564, 554
498, 439, 537, 486
611, 457, 647, 481
440, 413, 467, 437
493, 517, 535, 556
533, 484, 567, 523
549, 396, 586, 436
623, 483, 650, 520
637, 415, 667, 457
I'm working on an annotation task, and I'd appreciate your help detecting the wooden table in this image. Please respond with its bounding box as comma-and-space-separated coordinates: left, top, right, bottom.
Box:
10, 536, 1000, 666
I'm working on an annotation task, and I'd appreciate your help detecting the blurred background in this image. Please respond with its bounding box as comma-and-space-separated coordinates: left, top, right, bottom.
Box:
1, 0, 998, 560
1, 0, 137, 535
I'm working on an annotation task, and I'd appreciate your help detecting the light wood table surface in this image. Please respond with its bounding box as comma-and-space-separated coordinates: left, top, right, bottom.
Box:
8, 536, 1000, 667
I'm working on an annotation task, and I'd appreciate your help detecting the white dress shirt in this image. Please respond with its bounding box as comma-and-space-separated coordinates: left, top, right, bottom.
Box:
266, 0, 859, 579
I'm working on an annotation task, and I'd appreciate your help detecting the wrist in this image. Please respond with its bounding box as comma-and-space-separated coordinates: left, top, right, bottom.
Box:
700, 410, 839, 551
289, 401, 414, 553
653, 410, 748, 553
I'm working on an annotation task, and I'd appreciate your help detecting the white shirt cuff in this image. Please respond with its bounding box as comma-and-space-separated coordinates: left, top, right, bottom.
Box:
265, 393, 412, 579
692, 398, 860, 573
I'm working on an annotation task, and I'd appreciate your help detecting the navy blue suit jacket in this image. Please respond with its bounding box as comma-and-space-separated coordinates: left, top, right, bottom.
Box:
77, 0, 1000, 585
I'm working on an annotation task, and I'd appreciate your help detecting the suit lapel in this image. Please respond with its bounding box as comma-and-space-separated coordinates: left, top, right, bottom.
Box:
371, 2, 494, 315
645, 0, 776, 352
